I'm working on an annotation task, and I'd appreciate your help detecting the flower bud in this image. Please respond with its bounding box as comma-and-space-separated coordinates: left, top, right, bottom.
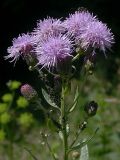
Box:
84, 101, 98, 117
20, 84, 38, 101
72, 151, 80, 159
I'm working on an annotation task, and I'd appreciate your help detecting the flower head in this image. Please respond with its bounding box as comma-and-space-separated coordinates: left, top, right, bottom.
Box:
64, 10, 97, 38
6, 33, 35, 62
36, 35, 73, 69
80, 21, 114, 52
33, 18, 65, 42
21, 84, 38, 101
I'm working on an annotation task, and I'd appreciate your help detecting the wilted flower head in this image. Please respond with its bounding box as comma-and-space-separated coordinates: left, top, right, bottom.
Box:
33, 18, 65, 42
64, 10, 97, 38
80, 21, 114, 52
21, 84, 38, 101
36, 34, 73, 69
84, 101, 98, 117
6, 33, 35, 62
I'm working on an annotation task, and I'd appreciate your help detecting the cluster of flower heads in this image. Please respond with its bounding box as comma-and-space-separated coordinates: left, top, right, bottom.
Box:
6, 9, 114, 70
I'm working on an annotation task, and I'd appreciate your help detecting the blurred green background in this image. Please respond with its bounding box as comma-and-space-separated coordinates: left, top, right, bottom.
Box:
0, 0, 120, 159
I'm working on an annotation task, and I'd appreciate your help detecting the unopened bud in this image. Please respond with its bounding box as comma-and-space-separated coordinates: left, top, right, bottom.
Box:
72, 151, 80, 159
84, 101, 98, 117
20, 84, 38, 101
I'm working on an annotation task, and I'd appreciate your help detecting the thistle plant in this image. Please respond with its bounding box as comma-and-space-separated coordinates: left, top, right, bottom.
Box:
5, 8, 114, 160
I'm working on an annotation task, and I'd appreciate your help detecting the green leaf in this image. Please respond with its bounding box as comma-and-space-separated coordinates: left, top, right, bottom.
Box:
64, 81, 71, 94
42, 89, 60, 111
70, 139, 88, 151
80, 144, 89, 160
69, 86, 79, 113
69, 128, 99, 152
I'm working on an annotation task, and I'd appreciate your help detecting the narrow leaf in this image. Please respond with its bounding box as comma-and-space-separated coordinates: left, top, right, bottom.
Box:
70, 140, 87, 151
69, 128, 99, 152
69, 86, 79, 113
42, 88, 60, 111
24, 147, 38, 160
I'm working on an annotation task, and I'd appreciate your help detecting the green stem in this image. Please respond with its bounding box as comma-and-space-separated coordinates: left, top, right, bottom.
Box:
61, 81, 68, 160
45, 137, 58, 160
70, 129, 81, 148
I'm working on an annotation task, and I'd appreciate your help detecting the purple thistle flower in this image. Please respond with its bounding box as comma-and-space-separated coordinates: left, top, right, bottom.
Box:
64, 10, 97, 38
33, 18, 65, 42
80, 21, 114, 52
35, 35, 73, 69
6, 33, 35, 62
